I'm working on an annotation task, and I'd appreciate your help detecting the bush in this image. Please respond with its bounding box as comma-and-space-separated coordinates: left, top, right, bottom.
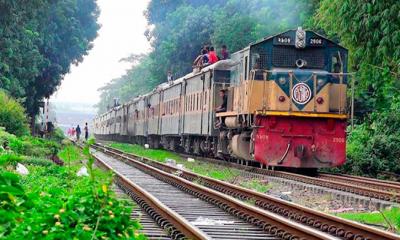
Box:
49, 127, 65, 143
0, 91, 29, 136
344, 97, 400, 177
1, 142, 145, 239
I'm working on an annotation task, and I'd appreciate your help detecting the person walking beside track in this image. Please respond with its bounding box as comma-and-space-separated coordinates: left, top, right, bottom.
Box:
84, 122, 89, 141
76, 125, 81, 141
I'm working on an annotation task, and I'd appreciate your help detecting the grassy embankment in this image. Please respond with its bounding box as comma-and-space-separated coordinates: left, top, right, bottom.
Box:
108, 142, 272, 193
336, 208, 400, 233
0, 129, 146, 239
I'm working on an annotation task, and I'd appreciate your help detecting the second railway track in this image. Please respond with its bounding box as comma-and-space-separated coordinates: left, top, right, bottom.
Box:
91, 143, 400, 240
158, 145, 400, 204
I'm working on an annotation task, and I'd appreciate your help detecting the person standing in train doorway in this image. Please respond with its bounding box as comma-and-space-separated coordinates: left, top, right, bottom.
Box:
76, 124, 81, 141
84, 122, 89, 141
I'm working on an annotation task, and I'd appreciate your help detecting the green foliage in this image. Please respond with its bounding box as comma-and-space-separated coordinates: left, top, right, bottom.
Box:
0, 0, 100, 118
109, 142, 182, 163
0, 91, 29, 136
314, 0, 400, 111
8, 135, 61, 158
344, 99, 400, 177
58, 145, 82, 164
239, 179, 272, 193
49, 127, 65, 144
0, 154, 23, 167
108, 142, 241, 181
337, 208, 400, 232
97, 0, 316, 113
0, 140, 145, 239
0, 170, 33, 236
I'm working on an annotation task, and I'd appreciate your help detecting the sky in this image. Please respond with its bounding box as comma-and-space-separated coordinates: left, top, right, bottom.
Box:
51, 0, 150, 105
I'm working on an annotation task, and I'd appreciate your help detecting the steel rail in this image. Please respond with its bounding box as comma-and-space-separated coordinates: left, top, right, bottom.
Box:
336, 174, 400, 186
74, 142, 206, 240
94, 154, 209, 240
93, 143, 400, 240
318, 173, 400, 193
91, 145, 341, 240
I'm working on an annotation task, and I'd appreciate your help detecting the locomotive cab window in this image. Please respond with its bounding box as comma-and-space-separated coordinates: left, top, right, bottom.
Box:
331, 52, 343, 73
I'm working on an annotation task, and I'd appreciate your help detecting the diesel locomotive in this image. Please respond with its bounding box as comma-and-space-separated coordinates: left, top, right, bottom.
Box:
93, 28, 349, 170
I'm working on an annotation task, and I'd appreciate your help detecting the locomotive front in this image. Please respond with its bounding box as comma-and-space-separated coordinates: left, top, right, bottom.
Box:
219, 28, 348, 169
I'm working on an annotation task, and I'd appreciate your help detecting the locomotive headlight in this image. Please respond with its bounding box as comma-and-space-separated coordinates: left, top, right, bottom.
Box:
295, 27, 306, 49
317, 79, 325, 86
296, 31, 305, 39
278, 77, 287, 85
295, 40, 306, 48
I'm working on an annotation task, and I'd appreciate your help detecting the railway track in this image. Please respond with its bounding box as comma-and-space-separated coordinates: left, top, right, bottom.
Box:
92, 143, 400, 240
112, 185, 172, 240
91, 147, 338, 240
318, 173, 400, 194
162, 147, 400, 204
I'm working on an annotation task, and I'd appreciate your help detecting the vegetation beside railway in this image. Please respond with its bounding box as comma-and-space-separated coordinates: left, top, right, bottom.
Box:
0, 127, 146, 239
337, 208, 400, 233
109, 142, 273, 192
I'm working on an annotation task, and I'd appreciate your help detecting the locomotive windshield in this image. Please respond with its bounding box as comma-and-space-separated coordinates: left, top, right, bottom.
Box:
248, 27, 347, 74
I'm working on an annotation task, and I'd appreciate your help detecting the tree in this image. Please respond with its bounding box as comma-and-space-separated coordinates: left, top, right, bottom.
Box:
0, 0, 100, 126
315, 0, 400, 111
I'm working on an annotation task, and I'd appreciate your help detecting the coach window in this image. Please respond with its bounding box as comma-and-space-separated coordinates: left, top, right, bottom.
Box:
189, 95, 192, 112
184, 96, 187, 112
195, 94, 198, 111
173, 99, 176, 114
192, 95, 194, 111
196, 93, 200, 111
204, 91, 207, 106
194, 94, 197, 111
195, 93, 198, 111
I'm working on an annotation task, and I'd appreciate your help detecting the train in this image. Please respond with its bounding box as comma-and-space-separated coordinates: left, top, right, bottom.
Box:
93, 28, 349, 170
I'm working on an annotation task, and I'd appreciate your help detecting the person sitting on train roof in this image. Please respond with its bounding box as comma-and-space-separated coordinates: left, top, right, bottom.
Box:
220, 45, 229, 60
193, 49, 209, 72
208, 46, 218, 64
215, 89, 227, 113
167, 70, 173, 83
202, 49, 209, 64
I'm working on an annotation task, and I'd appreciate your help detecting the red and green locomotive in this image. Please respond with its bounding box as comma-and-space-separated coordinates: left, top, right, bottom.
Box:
93, 28, 349, 170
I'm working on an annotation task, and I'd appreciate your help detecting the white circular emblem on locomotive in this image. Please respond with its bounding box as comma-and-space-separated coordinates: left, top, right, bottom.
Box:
292, 83, 312, 105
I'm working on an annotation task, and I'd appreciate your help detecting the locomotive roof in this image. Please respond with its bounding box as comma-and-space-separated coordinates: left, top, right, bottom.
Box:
249, 28, 347, 50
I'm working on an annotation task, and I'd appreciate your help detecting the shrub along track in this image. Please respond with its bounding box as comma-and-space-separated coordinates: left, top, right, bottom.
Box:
92, 143, 400, 240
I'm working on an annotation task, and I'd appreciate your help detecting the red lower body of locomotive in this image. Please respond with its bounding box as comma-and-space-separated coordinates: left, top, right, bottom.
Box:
253, 116, 346, 168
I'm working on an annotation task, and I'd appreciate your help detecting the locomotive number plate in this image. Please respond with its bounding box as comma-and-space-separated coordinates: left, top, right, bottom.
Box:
292, 83, 312, 105
332, 137, 345, 143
